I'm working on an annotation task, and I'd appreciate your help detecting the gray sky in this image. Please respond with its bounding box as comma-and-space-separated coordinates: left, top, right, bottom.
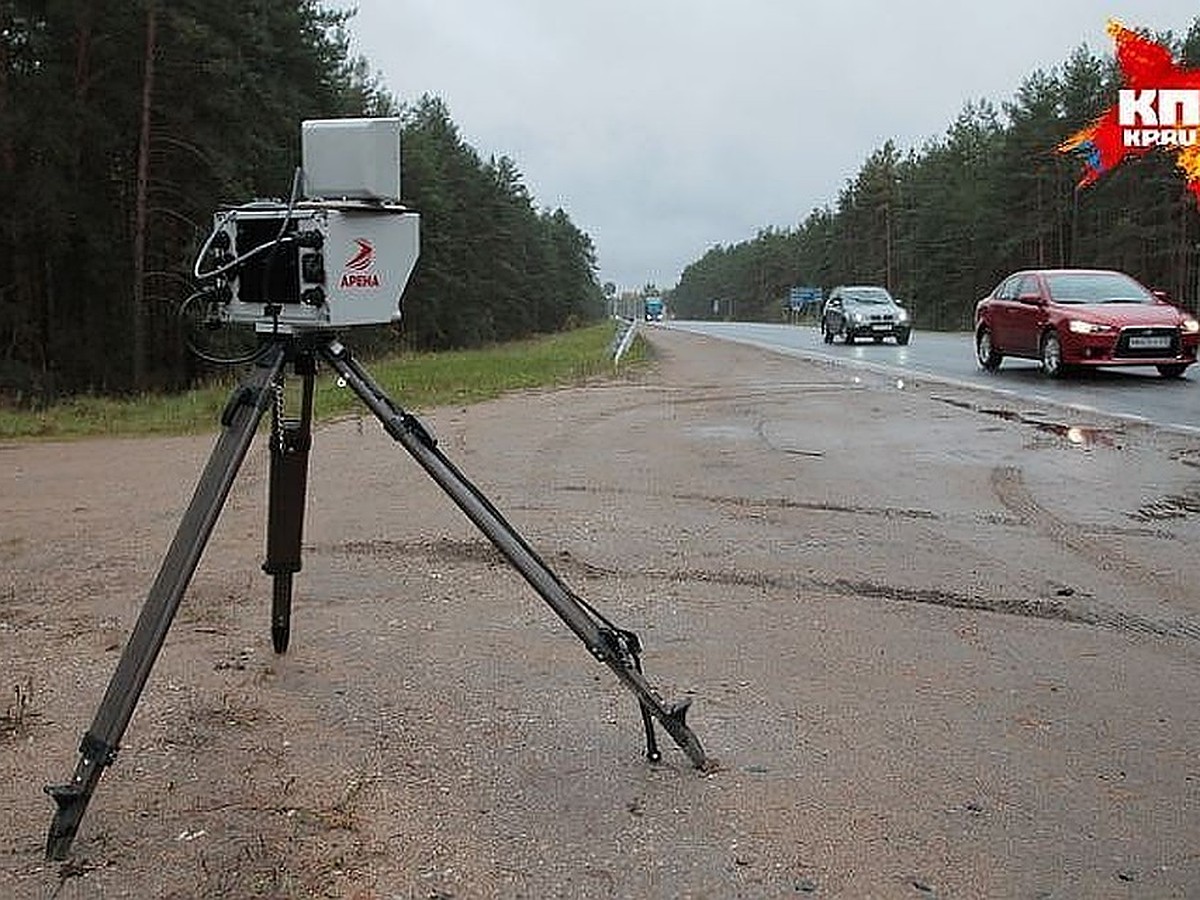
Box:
338, 1, 1199, 292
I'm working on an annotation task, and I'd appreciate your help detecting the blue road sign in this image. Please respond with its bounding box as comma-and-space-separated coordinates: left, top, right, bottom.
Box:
787, 286, 822, 310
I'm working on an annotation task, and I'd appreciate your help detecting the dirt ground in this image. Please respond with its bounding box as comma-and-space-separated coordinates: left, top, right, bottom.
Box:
3, 327, 1200, 899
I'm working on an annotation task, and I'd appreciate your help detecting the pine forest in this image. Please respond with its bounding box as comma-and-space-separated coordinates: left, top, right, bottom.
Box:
670, 19, 1200, 331
0, 2, 604, 401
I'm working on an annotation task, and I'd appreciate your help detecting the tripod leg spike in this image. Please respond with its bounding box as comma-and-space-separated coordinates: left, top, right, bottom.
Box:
271, 576, 292, 653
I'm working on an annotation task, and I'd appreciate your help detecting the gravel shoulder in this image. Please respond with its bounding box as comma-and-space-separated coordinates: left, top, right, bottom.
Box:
3, 327, 1199, 898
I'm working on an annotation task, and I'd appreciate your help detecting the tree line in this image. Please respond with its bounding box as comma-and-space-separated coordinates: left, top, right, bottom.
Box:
670, 19, 1200, 331
0, 2, 603, 402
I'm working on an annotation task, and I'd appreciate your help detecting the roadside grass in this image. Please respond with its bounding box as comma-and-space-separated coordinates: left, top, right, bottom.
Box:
0, 322, 649, 441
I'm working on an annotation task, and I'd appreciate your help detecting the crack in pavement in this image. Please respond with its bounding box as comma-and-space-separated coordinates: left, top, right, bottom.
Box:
319, 539, 1200, 642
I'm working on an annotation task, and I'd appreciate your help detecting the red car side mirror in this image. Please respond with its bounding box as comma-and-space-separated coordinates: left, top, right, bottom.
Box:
1017, 292, 1043, 305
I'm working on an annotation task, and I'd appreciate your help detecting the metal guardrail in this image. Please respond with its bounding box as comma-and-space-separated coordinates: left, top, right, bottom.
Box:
611, 316, 639, 365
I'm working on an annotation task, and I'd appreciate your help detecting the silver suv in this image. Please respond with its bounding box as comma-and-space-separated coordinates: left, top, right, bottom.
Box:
821, 285, 911, 345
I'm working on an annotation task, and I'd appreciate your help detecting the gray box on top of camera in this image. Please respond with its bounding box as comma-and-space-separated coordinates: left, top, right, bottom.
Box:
302, 117, 403, 202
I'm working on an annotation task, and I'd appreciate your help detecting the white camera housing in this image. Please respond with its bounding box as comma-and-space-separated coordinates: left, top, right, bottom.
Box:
215, 201, 419, 331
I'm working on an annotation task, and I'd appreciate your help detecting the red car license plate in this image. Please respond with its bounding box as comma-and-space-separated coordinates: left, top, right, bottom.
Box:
1128, 336, 1170, 349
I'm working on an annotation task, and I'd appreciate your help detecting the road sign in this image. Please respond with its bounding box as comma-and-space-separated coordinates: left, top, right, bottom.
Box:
787, 286, 822, 311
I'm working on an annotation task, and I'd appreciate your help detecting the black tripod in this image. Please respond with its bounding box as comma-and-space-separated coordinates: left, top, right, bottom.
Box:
43, 333, 712, 860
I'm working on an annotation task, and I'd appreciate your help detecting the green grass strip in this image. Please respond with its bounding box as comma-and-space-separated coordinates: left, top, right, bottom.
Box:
0, 322, 649, 441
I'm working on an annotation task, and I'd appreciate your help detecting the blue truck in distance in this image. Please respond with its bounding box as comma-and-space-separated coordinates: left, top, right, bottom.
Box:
644, 296, 664, 321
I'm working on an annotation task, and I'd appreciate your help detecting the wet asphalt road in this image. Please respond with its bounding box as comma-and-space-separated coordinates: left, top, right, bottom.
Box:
665, 320, 1200, 435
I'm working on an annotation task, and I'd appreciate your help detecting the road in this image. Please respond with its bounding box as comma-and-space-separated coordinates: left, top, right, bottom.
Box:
666, 320, 1200, 435
4, 327, 1200, 897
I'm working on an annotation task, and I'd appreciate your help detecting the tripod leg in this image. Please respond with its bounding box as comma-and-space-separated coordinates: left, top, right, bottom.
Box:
263, 353, 315, 654
319, 339, 713, 771
43, 344, 287, 860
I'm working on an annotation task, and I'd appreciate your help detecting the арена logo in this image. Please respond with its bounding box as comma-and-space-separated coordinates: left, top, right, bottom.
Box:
1058, 19, 1200, 203
341, 238, 380, 288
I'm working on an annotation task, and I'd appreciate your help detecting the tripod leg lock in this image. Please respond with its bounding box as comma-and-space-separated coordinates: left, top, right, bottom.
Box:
220, 384, 263, 427
380, 403, 437, 449
77, 731, 119, 767
42, 732, 118, 799
401, 412, 437, 448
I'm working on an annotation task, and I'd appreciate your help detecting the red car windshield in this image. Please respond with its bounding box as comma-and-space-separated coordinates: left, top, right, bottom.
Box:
1044, 272, 1154, 305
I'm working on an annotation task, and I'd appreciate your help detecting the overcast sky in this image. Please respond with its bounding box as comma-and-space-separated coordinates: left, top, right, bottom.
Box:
337, 2, 1199, 292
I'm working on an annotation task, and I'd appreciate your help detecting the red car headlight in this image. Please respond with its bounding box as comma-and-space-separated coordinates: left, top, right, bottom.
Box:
1183, 317, 1200, 334
1067, 319, 1115, 335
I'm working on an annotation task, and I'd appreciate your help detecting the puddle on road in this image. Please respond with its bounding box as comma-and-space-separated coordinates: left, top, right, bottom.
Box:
1031, 421, 1117, 447
935, 395, 1200, 523
933, 396, 1120, 448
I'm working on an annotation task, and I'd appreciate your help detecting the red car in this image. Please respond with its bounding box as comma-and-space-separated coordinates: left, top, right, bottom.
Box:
974, 268, 1200, 378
